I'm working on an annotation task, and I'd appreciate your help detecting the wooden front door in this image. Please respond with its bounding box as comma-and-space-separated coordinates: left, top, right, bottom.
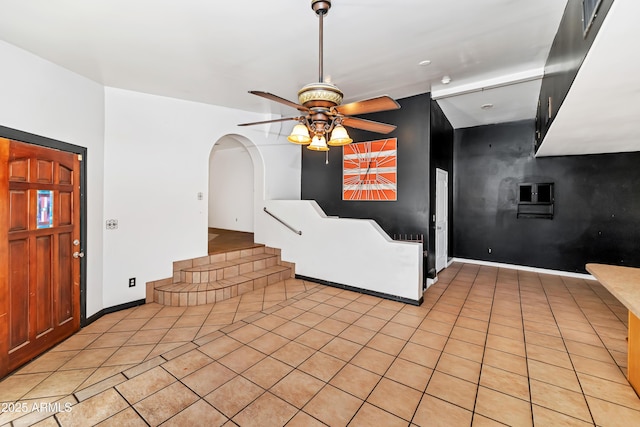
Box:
0, 138, 81, 377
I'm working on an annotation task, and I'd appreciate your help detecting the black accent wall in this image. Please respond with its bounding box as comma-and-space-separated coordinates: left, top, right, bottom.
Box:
301, 93, 453, 278
536, 0, 614, 150
454, 120, 640, 273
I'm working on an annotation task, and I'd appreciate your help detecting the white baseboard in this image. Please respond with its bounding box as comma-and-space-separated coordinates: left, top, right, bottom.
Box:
425, 276, 438, 289
450, 258, 596, 281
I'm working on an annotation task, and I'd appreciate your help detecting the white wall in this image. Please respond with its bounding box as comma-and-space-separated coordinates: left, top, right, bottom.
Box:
0, 40, 304, 313
103, 88, 301, 308
259, 142, 303, 200
0, 40, 106, 317
208, 141, 254, 232
0, 40, 418, 310
258, 200, 423, 302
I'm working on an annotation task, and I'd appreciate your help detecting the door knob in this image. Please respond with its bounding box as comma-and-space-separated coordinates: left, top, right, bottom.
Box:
73, 252, 84, 258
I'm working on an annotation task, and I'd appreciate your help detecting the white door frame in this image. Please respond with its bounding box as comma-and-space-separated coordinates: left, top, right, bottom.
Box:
435, 168, 448, 273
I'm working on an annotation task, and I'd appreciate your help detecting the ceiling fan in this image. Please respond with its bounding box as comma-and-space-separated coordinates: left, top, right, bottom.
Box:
238, 0, 400, 152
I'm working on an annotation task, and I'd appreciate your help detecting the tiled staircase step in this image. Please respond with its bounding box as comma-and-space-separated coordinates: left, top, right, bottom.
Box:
185, 253, 275, 271
148, 245, 295, 307
173, 246, 265, 270
179, 253, 280, 283
153, 262, 292, 307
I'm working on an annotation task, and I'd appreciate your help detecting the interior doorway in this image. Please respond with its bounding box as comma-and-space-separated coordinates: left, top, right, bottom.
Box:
208, 136, 256, 254
435, 168, 449, 273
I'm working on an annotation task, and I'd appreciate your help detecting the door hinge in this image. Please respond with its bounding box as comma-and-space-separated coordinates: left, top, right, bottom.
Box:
78, 154, 83, 161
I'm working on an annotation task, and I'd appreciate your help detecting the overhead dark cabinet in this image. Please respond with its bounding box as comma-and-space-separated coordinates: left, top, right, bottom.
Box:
517, 183, 554, 219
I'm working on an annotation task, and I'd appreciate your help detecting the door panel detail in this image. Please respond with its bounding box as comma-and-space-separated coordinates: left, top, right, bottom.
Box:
36, 159, 54, 183
8, 158, 28, 181
9, 190, 28, 231
9, 239, 29, 350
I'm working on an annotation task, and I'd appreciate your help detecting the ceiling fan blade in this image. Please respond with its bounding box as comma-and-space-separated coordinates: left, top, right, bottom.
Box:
238, 116, 300, 127
335, 95, 400, 116
342, 117, 397, 134
249, 91, 309, 112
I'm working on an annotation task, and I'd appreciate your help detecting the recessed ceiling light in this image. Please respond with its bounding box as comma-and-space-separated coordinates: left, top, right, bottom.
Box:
441, 75, 451, 85
481, 103, 494, 109
418, 60, 431, 66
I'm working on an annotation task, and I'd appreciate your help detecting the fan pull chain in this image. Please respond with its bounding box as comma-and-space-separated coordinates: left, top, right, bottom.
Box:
325, 151, 329, 164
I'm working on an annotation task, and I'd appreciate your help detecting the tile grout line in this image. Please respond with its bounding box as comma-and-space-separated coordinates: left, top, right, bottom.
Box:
410, 263, 482, 425
467, 265, 498, 424
518, 269, 537, 427
561, 275, 629, 374
529, 270, 597, 425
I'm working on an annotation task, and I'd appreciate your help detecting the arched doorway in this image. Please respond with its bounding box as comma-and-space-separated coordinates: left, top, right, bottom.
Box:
208, 134, 264, 253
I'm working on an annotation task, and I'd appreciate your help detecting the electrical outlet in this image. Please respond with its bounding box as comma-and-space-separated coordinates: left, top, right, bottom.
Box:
106, 219, 118, 230
129, 277, 136, 287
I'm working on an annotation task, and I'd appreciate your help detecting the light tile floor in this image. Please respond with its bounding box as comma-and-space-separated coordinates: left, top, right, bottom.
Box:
1, 262, 639, 426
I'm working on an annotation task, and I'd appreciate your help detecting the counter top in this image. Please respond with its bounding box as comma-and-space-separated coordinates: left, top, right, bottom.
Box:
586, 263, 640, 318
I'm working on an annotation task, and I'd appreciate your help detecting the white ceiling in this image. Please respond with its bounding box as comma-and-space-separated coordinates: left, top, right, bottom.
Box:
0, 0, 635, 156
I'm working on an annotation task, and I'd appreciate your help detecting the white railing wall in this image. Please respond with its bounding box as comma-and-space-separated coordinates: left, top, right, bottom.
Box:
255, 200, 423, 303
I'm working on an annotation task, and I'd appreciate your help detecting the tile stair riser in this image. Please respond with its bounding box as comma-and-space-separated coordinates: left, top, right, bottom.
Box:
154, 269, 291, 307
178, 254, 281, 284
170, 246, 266, 275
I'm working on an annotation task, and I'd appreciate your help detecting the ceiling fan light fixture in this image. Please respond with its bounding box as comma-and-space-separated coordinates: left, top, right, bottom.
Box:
238, 0, 400, 152
287, 123, 312, 144
327, 124, 353, 146
307, 134, 329, 151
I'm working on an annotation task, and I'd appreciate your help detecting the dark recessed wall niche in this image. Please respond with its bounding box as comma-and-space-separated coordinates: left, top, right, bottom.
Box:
517, 182, 554, 219
301, 93, 454, 279
454, 120, 640, 273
